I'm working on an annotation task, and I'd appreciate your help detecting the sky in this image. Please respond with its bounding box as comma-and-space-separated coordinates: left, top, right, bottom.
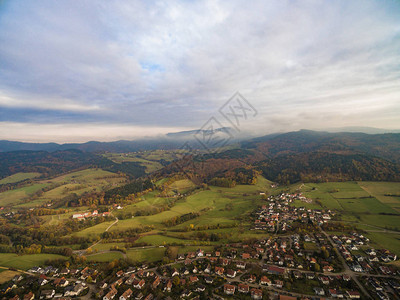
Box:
0, 0, 399, 143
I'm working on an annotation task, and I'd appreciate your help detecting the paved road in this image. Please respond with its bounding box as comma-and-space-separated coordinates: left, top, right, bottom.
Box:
319, 226, 372, 299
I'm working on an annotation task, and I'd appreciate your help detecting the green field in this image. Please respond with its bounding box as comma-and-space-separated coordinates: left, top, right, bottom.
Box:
65, 179, 400, 261
168, 179, 196, 193
0, 183, 49, 206
92, 242, 127, 252
301, 182, 400, 253
103, 150, 183, 173
0, 168, 126, 209
69, 176, 271, 240
87, 252, 124, 262
126, 247, 165, 262
135, 234, 192, 246
358, 182, 400, 212
0, 172, 41, 184
0, 253, 67, 270
363, 231, 400, 256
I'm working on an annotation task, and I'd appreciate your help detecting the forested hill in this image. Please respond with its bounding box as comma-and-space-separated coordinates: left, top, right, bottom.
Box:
0, 150, 146, 179
244, 129, 400, 163
158, 130, 400, 184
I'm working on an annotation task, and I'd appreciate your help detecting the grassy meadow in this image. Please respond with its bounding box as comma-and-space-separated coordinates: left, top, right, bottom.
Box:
0, 172, 41, 184
0, 168, 127, 209
0, 253, 66, 270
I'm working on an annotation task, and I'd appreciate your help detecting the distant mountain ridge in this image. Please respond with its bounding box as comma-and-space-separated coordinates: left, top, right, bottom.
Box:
160, 129, 400, 184
0, 127, 238, 152
1, 129, 400, 184
1, 127, 398, 153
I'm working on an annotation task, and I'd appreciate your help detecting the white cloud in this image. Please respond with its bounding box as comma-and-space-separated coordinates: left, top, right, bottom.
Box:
0, 122, 189, 143
0, 0, 399, 141
0, 92, 100, 112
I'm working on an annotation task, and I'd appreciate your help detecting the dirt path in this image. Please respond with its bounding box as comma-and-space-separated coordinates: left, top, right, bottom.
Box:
105, 217, 119, 232
74, 216, 119, 256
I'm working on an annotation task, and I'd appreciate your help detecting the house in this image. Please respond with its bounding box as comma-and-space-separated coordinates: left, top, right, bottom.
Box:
165, 280, 172, 292
196, 285, 206, 292
215, 266, 224, 275
60, 268, 70, 275
247, 274, 256, 283
221, 258, 229, 266
226, 269, 237, 278
242, 253, 251, 259
251, 288, 263, 300
144, 294, 153, 300
260, 276, 271, 285
126, 274, 137, 285
100, 282, 108, 289
319, 276, 330, 285
180, 290, 192, 298
53, 277, 69, 287
329, 289, 338, 298
13, 275, 23, 282
293, 271, 302, 279
38, 277, 48, 286
189, 276, 198, 283
204, 276, 213, 284
323, 265, 334, 272
238, 283, 249, 293
116, 270, 124, 277
224, 284, 236, 295
152, 276, 160, 289
279, 296, 297, 300
135, 293, 143, 300
23, 292, 35, 300
40, 289, 55, 299
126, 267, 136, 274
171, 268, 180, 277
71, 284, 86, 296
314, 287, 325, 296
275, 280, 283, 288
266, 265, 285, 275
305, 273, 315, 280
120, 288, 133, 300
236, 261, 246, 269
134, 279, 145, 289
204, 264, 211, 273
346, 290, 361, 299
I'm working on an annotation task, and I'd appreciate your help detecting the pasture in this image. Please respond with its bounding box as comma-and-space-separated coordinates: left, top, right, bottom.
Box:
358, 181, 400, 212
103, 150, 181, 173
70, 176, 270, 240
364, 231, 400, 256
126, 247, 165, 262
87, 252, 124, 262
65, 178, 399, 261
0, 253, 66, 270
0, 168, 127, 209
0, 172, 41, 184
0, 269, 21, 284
0, 183, 49, 206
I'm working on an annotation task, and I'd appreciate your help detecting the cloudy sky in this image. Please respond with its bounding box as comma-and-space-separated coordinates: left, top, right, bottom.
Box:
0, 0, 399, 142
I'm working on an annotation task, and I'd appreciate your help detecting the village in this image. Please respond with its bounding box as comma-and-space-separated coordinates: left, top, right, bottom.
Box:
1, 193, 399, 300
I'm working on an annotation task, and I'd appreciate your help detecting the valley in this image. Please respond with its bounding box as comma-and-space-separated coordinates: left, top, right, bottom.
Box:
0, 131, 399, 299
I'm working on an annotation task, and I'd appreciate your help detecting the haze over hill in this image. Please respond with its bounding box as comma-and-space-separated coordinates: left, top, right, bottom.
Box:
1, 129, 400, 185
